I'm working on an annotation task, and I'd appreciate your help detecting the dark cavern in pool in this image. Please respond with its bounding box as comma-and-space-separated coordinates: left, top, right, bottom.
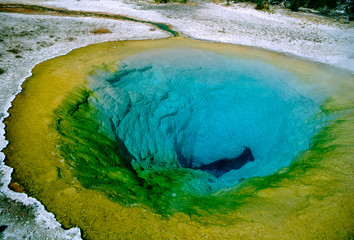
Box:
191, 147, 255, 178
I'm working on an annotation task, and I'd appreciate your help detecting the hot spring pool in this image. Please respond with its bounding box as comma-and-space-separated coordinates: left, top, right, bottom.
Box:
86, 48, 326, 192
4, 38, 354, 239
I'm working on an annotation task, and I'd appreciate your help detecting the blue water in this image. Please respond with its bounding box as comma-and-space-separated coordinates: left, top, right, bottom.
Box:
88, 48, 325, 190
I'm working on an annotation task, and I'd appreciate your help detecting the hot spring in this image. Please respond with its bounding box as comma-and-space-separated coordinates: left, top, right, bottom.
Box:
86, 48, 325, 192
4, 38, 354, 239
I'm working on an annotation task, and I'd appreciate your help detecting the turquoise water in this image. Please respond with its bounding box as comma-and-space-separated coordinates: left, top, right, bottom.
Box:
87, 48, 326, 191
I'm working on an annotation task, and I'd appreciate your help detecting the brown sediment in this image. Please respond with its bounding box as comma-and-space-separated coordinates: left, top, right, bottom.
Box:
91, 27, 112, 34
8, 182, 25, 193
0, 3, 180, 37
3, 37, 354, 239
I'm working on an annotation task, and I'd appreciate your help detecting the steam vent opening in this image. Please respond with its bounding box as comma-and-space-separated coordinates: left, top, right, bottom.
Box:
87, 48, 325, 192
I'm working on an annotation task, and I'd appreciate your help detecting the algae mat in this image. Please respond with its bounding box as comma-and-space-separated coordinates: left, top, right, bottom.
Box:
4, 37, 354, 239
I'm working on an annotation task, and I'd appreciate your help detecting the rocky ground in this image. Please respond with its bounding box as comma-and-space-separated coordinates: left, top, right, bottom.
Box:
32, 0, 354, 72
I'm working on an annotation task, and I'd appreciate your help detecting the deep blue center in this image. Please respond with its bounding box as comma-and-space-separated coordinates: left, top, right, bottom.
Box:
88, 48, 325, 190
